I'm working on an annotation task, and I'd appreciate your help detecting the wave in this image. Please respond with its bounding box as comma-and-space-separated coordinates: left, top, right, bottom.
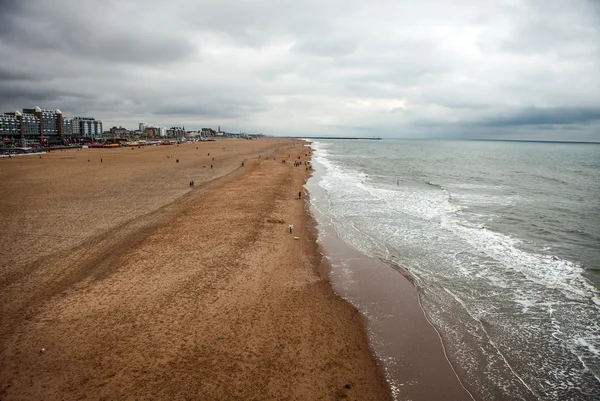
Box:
426, 181, 445, 190
310, 140, 600, 398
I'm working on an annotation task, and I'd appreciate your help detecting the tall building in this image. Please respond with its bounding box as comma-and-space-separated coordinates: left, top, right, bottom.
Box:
22, 107, 64, 138
168, 127, 185, 138
73, 117, 103, 138
0, 113, 21, 137
0, 111, 41, 139
63, 118, 73, 136
21, 112, 40, 137
1, 106, 95, 144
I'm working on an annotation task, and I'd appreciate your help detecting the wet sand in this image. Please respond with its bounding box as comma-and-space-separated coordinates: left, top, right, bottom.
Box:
308, 160, 474, 400
0, 139, 390, 400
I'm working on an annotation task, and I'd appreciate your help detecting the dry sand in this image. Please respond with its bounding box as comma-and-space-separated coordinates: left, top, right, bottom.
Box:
0, 139, 390, 400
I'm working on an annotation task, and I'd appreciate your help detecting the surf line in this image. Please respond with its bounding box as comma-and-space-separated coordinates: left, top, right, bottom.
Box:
439, 287, 537, 399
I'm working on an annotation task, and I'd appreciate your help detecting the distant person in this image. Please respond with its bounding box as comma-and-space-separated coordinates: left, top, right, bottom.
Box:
288, 224, 293, 234
298, 191, 301, 199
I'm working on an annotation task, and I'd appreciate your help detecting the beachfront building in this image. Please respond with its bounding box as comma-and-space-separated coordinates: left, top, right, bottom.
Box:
138, 122, 168, 138
73, 117, 103, 139
142, 126, 163, 137
167, 126, 185, 138
0, 113, 22, 138
201, 128, 216, 137
19, 112, 41, 137
21, 107, 66, 142
1, 106, 99, 145
185, 131, 201, 139
63, 118, 73, 136
109, 126, 130, 137
1, 111, 41, 141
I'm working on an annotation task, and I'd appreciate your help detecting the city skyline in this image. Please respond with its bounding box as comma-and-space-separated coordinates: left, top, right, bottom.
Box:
0, 0, 599, 141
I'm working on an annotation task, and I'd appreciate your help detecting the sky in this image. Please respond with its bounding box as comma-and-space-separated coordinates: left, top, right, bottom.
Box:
0, 0, 599, 140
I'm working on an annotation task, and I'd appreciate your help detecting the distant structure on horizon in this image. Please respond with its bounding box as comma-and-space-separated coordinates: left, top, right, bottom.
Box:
1, 107, 257, 146
138, 122, 185, 138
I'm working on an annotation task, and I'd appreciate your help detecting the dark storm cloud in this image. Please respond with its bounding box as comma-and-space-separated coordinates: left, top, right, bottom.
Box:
0, 66, 38, 82
480, 108, 600, 127
0, 2, 196, 64
0, 0, 599, 140
0, 83, 93, 106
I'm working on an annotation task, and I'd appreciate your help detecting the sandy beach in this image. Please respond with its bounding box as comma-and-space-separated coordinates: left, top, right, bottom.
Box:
0, 138, 390, 400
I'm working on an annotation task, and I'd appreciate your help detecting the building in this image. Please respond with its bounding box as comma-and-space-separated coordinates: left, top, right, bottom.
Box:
1, 106, 99, 145
167, 126, 185, 138
63, 118, 73, 136
73, 117, 103, 138
20, 112, 41, 137
201, 128, 216, 137
1, 111, 41, 140
138, 122, 168, 137
0, 113, 22, 137
22, 107, 65, 139
109, 126, 130, 136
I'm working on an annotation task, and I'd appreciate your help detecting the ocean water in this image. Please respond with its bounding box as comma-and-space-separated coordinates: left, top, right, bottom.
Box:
307, 139, 600, 400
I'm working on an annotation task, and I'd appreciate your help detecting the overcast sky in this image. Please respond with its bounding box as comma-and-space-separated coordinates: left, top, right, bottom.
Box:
1, 0, 599, 140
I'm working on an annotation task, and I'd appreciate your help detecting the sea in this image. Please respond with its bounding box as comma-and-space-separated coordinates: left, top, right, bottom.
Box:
305, 139, 600, 400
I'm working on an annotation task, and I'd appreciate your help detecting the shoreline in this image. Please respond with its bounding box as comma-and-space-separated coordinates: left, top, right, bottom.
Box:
305, 146, 474, 400
0, 138, 391, 399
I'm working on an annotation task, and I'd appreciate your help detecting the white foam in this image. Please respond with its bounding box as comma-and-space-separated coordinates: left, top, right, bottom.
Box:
309, 140, 600, 398
574, 337, 600, 357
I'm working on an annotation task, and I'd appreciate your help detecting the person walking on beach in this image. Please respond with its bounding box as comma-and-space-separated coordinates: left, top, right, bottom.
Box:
288, 224, 293, 234
298, 191, 302, 199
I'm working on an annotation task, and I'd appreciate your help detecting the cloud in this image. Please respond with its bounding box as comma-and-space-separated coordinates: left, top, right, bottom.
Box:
479, 107, 600, 127
0, 0, 598, 140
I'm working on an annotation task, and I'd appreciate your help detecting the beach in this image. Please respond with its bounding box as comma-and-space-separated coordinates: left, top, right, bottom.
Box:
306, 139, 600, 400
0, 138, 391, 400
